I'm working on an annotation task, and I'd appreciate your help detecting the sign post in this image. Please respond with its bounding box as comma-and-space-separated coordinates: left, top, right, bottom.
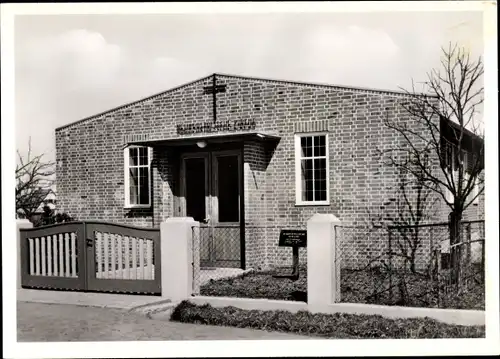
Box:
274, 229, 307, 279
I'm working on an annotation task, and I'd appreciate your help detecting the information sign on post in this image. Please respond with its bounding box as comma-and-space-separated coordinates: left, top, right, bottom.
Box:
274, 229, 307, 279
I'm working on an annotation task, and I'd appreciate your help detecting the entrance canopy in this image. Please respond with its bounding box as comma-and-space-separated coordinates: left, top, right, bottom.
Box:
123, 130, 280, 270
126, 131, 281, 148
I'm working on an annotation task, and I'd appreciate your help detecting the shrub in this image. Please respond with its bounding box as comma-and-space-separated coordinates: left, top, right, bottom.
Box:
33, 205, 74, 227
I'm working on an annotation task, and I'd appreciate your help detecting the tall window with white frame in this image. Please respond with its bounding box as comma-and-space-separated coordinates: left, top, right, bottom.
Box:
444, 142, 459, 204
444, 142, 478, 206
295, 133, 329, 205
124, 146, 152, 208
464, 150, 479, 206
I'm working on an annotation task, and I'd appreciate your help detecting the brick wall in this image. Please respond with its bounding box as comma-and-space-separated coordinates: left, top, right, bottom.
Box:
217, 75, 447, 269
56, 76, 213, 227
243, 140, 268, 269
56, 74, 482, 270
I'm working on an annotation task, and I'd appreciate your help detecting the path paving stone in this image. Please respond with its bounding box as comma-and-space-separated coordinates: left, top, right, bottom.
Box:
17, 288, 163, 310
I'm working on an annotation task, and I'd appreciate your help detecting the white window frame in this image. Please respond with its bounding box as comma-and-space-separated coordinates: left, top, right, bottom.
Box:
294, 132, 330, 206
445, 144, 458, 204
124, 146, 153, 209
465, 151, 480, 206
464, 172, 479, 206
445, 145, 479, 206
472, 176, 479, 205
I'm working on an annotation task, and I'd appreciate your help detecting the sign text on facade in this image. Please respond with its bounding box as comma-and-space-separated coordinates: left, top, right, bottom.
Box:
176, 119, 256, 135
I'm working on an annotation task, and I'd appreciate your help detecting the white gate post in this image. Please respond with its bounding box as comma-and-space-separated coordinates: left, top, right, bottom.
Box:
160, 217, 199, 301
17, 219, 33, 289
307, 213, 341, 313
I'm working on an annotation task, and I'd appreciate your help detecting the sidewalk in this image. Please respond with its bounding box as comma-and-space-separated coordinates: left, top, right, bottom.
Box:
17, 301, 311, 341
17, 289, 312, 341
17, 288, 171, 311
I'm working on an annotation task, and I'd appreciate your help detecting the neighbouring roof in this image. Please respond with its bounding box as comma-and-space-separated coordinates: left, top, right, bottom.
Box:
17, 188, 56, 215
55, 73, 436, 132
440, 116, 484, 145
440, 116, 484, 170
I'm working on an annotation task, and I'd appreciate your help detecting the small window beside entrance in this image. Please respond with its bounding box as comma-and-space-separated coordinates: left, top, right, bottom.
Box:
124, 146, 152, 208
295, 132, 329, 205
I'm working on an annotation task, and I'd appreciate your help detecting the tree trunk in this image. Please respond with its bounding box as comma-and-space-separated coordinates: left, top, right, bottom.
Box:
449, 211, 463, 285
410, 226, 420, 274
410, 248, 417, 274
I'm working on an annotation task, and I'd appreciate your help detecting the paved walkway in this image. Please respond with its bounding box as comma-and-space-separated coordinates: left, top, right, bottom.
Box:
17, 288, 166, 310
17, 302, 311, 341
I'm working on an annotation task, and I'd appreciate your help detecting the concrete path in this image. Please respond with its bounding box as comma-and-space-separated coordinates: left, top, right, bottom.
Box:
17, 302, 311, 341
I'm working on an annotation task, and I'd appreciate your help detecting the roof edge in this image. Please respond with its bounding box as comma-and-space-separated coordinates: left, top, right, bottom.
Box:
55, 73, 214, 132
440, 116, 484, 144
214, 72, 437, 98
56, 72, 437, 132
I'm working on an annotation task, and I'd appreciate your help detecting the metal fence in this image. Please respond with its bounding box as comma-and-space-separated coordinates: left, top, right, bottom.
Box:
191, 225, 308, 301
334, 220, 485, 310
191, 225, 245, 296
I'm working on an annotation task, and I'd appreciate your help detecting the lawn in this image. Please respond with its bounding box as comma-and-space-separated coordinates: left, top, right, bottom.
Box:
171, 300, 485, 339
199, 265, 485, 310
200, 266, 307, 302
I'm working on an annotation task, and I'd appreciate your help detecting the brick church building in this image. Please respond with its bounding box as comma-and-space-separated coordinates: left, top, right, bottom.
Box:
55, 73, 484, 270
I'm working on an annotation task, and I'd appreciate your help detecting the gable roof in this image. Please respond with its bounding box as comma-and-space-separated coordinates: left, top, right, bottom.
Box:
440, 116, 483, 143
16, 187, 54, 216
55, 72, 436, 132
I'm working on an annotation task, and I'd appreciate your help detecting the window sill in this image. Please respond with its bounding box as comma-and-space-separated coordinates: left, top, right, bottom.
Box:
124, 205, 152, 210
295, 201, 331, 207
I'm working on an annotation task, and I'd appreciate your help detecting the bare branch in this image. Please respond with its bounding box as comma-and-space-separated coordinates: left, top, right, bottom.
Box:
15, 139, 56, 220
381, 41, 484, 277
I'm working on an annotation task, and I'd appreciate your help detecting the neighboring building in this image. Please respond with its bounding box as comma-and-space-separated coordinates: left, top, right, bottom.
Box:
40, 189, 57, 211
16, 188, 56, 222
55, 73, 484, 270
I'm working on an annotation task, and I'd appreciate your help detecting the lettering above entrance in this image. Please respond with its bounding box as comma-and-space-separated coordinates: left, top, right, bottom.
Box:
176, 119, 256, 135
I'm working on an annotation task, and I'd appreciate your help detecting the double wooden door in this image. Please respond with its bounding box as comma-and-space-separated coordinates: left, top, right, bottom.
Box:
181, 150, 243, 268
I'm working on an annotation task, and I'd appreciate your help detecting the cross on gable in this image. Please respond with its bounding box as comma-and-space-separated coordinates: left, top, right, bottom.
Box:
203, 74, 227, 94
203, 75, 226, 123
203, 84, 226, 94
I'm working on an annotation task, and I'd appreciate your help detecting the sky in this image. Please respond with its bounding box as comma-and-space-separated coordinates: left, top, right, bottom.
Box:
14, 10, 484, 163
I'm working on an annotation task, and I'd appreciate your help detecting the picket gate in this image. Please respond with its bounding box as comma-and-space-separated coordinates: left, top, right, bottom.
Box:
20, 221, 161, 295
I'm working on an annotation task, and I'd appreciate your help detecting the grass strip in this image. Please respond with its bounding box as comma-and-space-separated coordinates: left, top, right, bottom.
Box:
170, 300, 485, 339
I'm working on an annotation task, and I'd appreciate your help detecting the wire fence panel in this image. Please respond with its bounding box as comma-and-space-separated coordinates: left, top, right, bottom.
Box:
191, 225, 308, 302
334, 225, 395, 305
191, 225, 244, 295
190, 221, 483, 308
436, 221, 485, 309
197, 226, 241, 268
334, 221, 484, 310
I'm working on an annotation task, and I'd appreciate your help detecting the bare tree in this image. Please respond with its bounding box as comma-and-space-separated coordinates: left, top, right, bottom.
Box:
16, 138, 55, 221
361, 161, 438, 274
390, 165, 439, 274
381, 43, 484, 283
